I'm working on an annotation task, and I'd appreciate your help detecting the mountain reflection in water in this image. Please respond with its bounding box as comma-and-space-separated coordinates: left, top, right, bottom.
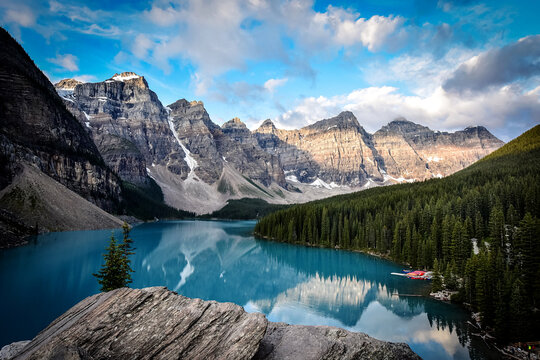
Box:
0, 220, 498, 359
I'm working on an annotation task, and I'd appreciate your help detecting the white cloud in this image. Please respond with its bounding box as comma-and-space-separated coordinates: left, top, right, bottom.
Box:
48, 1, 109, 23
444, 35, 540, 93
4, 7, 36, 27
334, 14, 405, 51
365, 47, 477, 96
140, 0, 406, 91
145, 5, 180, 27
80, 24, 122, 37
264, 77, 288, 92
132, 34, 153, 59
275, 84, 540, 140
47, 53, 79, 71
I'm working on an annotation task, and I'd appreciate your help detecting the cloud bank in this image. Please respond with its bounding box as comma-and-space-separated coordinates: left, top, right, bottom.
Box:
444, 35, 540, 93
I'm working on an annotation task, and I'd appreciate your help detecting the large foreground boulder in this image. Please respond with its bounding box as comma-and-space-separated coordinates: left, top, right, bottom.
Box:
8, 287, 420, 360
254, 323, 420, 360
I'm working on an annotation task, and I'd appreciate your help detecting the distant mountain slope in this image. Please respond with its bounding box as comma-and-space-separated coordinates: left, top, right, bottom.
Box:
373, 118, 504, 180
0, 165, 124, 247
0, 27, 128, 246
0, 27, 121, 210
255, 125, 540, 342
56, 72, 504, 213
254, 113, 503, 185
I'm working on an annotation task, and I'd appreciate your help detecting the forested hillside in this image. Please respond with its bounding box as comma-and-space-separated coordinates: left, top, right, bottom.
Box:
255, 125, 540, 342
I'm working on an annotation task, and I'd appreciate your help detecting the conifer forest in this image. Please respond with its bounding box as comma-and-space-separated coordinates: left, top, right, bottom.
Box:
255, 125, 540, 342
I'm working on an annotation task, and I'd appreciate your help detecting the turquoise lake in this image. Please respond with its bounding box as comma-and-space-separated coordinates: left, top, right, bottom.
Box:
0, 220, 498, 359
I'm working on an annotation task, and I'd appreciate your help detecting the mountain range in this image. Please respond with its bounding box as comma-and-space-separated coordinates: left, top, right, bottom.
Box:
54, 72, 503, 214
0, 26, 504, 245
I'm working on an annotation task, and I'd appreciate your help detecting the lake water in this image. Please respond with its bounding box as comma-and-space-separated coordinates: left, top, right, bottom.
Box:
0, 220, 498, 359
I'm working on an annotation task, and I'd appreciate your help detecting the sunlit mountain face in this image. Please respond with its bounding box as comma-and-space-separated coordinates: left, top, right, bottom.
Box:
2, 0, 537, 143
1, 221, 498, 359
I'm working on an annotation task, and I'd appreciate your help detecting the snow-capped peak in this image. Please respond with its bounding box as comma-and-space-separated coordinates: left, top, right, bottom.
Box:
111, 72, 141, 82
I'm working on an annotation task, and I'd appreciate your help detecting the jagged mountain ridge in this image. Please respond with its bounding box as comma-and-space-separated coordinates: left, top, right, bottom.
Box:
57, 77, 291, 213
0, 27, 123, 246
373, 118, 503, 180
55, 73, 504, 214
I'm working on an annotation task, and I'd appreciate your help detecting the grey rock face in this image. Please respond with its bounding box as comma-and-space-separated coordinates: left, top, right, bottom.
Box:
93, 134, 148, 185
0, 341, 30, 360
220, 117, 286, 187
58, 72, 190, 185
253, 119, 320, 183
168, 99, 223, 183
168, 100, 286, 187
13, 287, 268, 360
54, 70, 503, 213
255, 322, 421, 360
11, 287, 420, 360
373, 118, 505, 180
255, 113, 503, 186
0, 28, 121, 213
254, 112, 385, 185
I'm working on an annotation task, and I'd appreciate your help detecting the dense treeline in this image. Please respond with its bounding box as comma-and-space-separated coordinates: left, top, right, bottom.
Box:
202, 198, 290, 220
255, 125, 540, 342
121, 179, 194, 220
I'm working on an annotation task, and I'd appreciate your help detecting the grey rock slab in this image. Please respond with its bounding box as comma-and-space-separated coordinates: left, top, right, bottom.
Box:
0, 341, 30, 360
14, 287, 267, 360
254, 322, 421, 360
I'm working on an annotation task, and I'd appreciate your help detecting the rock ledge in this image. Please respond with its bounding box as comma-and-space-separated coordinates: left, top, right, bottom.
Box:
7, 287, 420, 360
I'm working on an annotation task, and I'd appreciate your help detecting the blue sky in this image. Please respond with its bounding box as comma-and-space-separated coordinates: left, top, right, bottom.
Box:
1, 0, 539, 141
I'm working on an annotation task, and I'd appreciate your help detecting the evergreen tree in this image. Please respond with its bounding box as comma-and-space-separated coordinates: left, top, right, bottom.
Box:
343, 216, 350, 248
431, 258, 443, 292
287, 219, 296, 243
509, 278, 527, 341
518, 213, 540, 306
321, 208, 330, 245
489, 204, 505, 250
330, 219, 337, 247
94, 222, 135, 292
253, 125, 540, 342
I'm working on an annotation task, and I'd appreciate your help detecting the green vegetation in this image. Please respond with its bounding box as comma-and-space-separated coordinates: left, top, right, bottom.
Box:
242, 176, 273, 197
255, 125, 540, 342
203, 198, 289, 220
120, 178, 194, 220
93, 222, 135, 292
217, 178, 235, 195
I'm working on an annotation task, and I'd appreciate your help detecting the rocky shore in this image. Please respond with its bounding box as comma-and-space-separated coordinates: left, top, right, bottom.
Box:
2, 287, 420, 360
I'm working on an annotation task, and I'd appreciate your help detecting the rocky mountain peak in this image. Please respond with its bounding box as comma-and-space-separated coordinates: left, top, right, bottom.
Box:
168, 98, 206, 112
222, 117, 247, 130
110, 71, 140, 81
54, 78, 82, 90
260, 119, 275, 128
305, 111, 360, 131
0, 26, 122, 213
377, 118, 432, 135
168, 99, 215, 130
255, 119, 277, 134
107, 72, 148, 88
455, 126, 503, 143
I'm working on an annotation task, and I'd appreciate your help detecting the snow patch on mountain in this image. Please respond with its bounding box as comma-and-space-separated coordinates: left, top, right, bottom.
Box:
309, 178, 342, 189
112, 74, 140, 81
166, 107, 198, 178
383, 174, 415, 183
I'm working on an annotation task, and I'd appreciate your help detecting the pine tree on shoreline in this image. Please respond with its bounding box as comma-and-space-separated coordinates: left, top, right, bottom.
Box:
93, 222, 135, 292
